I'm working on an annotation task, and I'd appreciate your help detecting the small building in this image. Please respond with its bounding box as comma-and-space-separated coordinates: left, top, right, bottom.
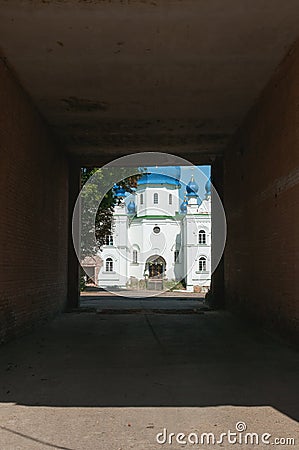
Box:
81, 255, 103, 285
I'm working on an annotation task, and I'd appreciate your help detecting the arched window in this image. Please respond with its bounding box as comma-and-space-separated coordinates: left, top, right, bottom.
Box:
198, 230, 206, 245
105, 258, 113, 272
132, 249, 138, 264
140, 193, 144, 205
169, 193, 172, 205
198, 256, 207, 272
174, 250, 179, 262
153, 193, 159, 204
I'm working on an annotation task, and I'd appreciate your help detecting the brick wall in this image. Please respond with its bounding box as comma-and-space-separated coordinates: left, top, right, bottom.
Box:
0, 59, 69, 343
224, 41, 299, 342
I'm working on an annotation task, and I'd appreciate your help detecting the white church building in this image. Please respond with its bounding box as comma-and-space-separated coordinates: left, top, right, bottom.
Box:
97, 167, 211, 292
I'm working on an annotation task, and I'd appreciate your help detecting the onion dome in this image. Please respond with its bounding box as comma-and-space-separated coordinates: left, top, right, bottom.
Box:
180, 196, 188, 213
186, 174, 199, 196
138, 166, 181, 187
113, 184, 126, 198
205, 178, 211, 196
127, 200, 136, 214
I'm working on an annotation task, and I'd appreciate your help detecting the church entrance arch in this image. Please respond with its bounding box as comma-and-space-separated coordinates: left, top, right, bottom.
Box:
145, 255, 166, 291
145, 255, 166, 279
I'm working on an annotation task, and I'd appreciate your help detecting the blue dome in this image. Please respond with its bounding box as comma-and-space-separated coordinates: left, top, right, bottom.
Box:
113, 184, 126, 198
205, 178, 211, 195
138, 173, 180, 187
127, 200, 136, 214
186, 175, 199, 196
180, 197, 188, 213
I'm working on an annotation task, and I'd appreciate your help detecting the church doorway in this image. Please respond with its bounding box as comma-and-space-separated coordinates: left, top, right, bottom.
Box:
145, 255, 166, 279
144, 255, 166, 291
145, 255, 166, 290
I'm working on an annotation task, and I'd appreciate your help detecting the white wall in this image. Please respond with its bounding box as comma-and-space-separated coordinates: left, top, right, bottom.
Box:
136, 184, 180, 217
98, 188, 212, 291
127, 218, 182, 281
183, 207, 211, 291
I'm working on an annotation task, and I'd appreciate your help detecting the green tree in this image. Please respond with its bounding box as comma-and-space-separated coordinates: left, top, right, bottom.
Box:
80, 167, 142, 257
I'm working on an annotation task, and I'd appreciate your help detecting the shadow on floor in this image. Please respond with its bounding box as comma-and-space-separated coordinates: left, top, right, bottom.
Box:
0, 301, 298, 422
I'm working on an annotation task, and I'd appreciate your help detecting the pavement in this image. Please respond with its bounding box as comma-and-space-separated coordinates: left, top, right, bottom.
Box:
0, 294, 298, 449
81, 285, 206, 299
80, 288, 206, 313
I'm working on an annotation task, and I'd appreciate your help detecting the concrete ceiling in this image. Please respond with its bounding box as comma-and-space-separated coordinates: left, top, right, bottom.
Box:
1, 0, 299, 164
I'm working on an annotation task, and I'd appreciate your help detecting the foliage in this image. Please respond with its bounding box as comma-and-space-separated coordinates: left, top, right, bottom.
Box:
164, 280, 186, 291
80, 167, 142, 257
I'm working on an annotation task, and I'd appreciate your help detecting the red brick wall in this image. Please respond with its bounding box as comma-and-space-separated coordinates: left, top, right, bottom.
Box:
0, 59, 69, 343
224, 41, 299, 342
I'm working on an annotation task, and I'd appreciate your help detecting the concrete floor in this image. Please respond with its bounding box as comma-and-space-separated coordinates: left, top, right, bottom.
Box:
80, 288, 206, 311
0, 297, 298, 449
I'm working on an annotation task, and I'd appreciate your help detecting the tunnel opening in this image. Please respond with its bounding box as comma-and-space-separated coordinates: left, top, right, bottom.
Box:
78, 162, 218, 310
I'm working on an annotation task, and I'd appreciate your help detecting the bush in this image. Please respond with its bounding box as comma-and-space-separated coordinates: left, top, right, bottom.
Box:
127, 276, 139, 289
138, 279, 146, 290
164, 280, 185, 291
